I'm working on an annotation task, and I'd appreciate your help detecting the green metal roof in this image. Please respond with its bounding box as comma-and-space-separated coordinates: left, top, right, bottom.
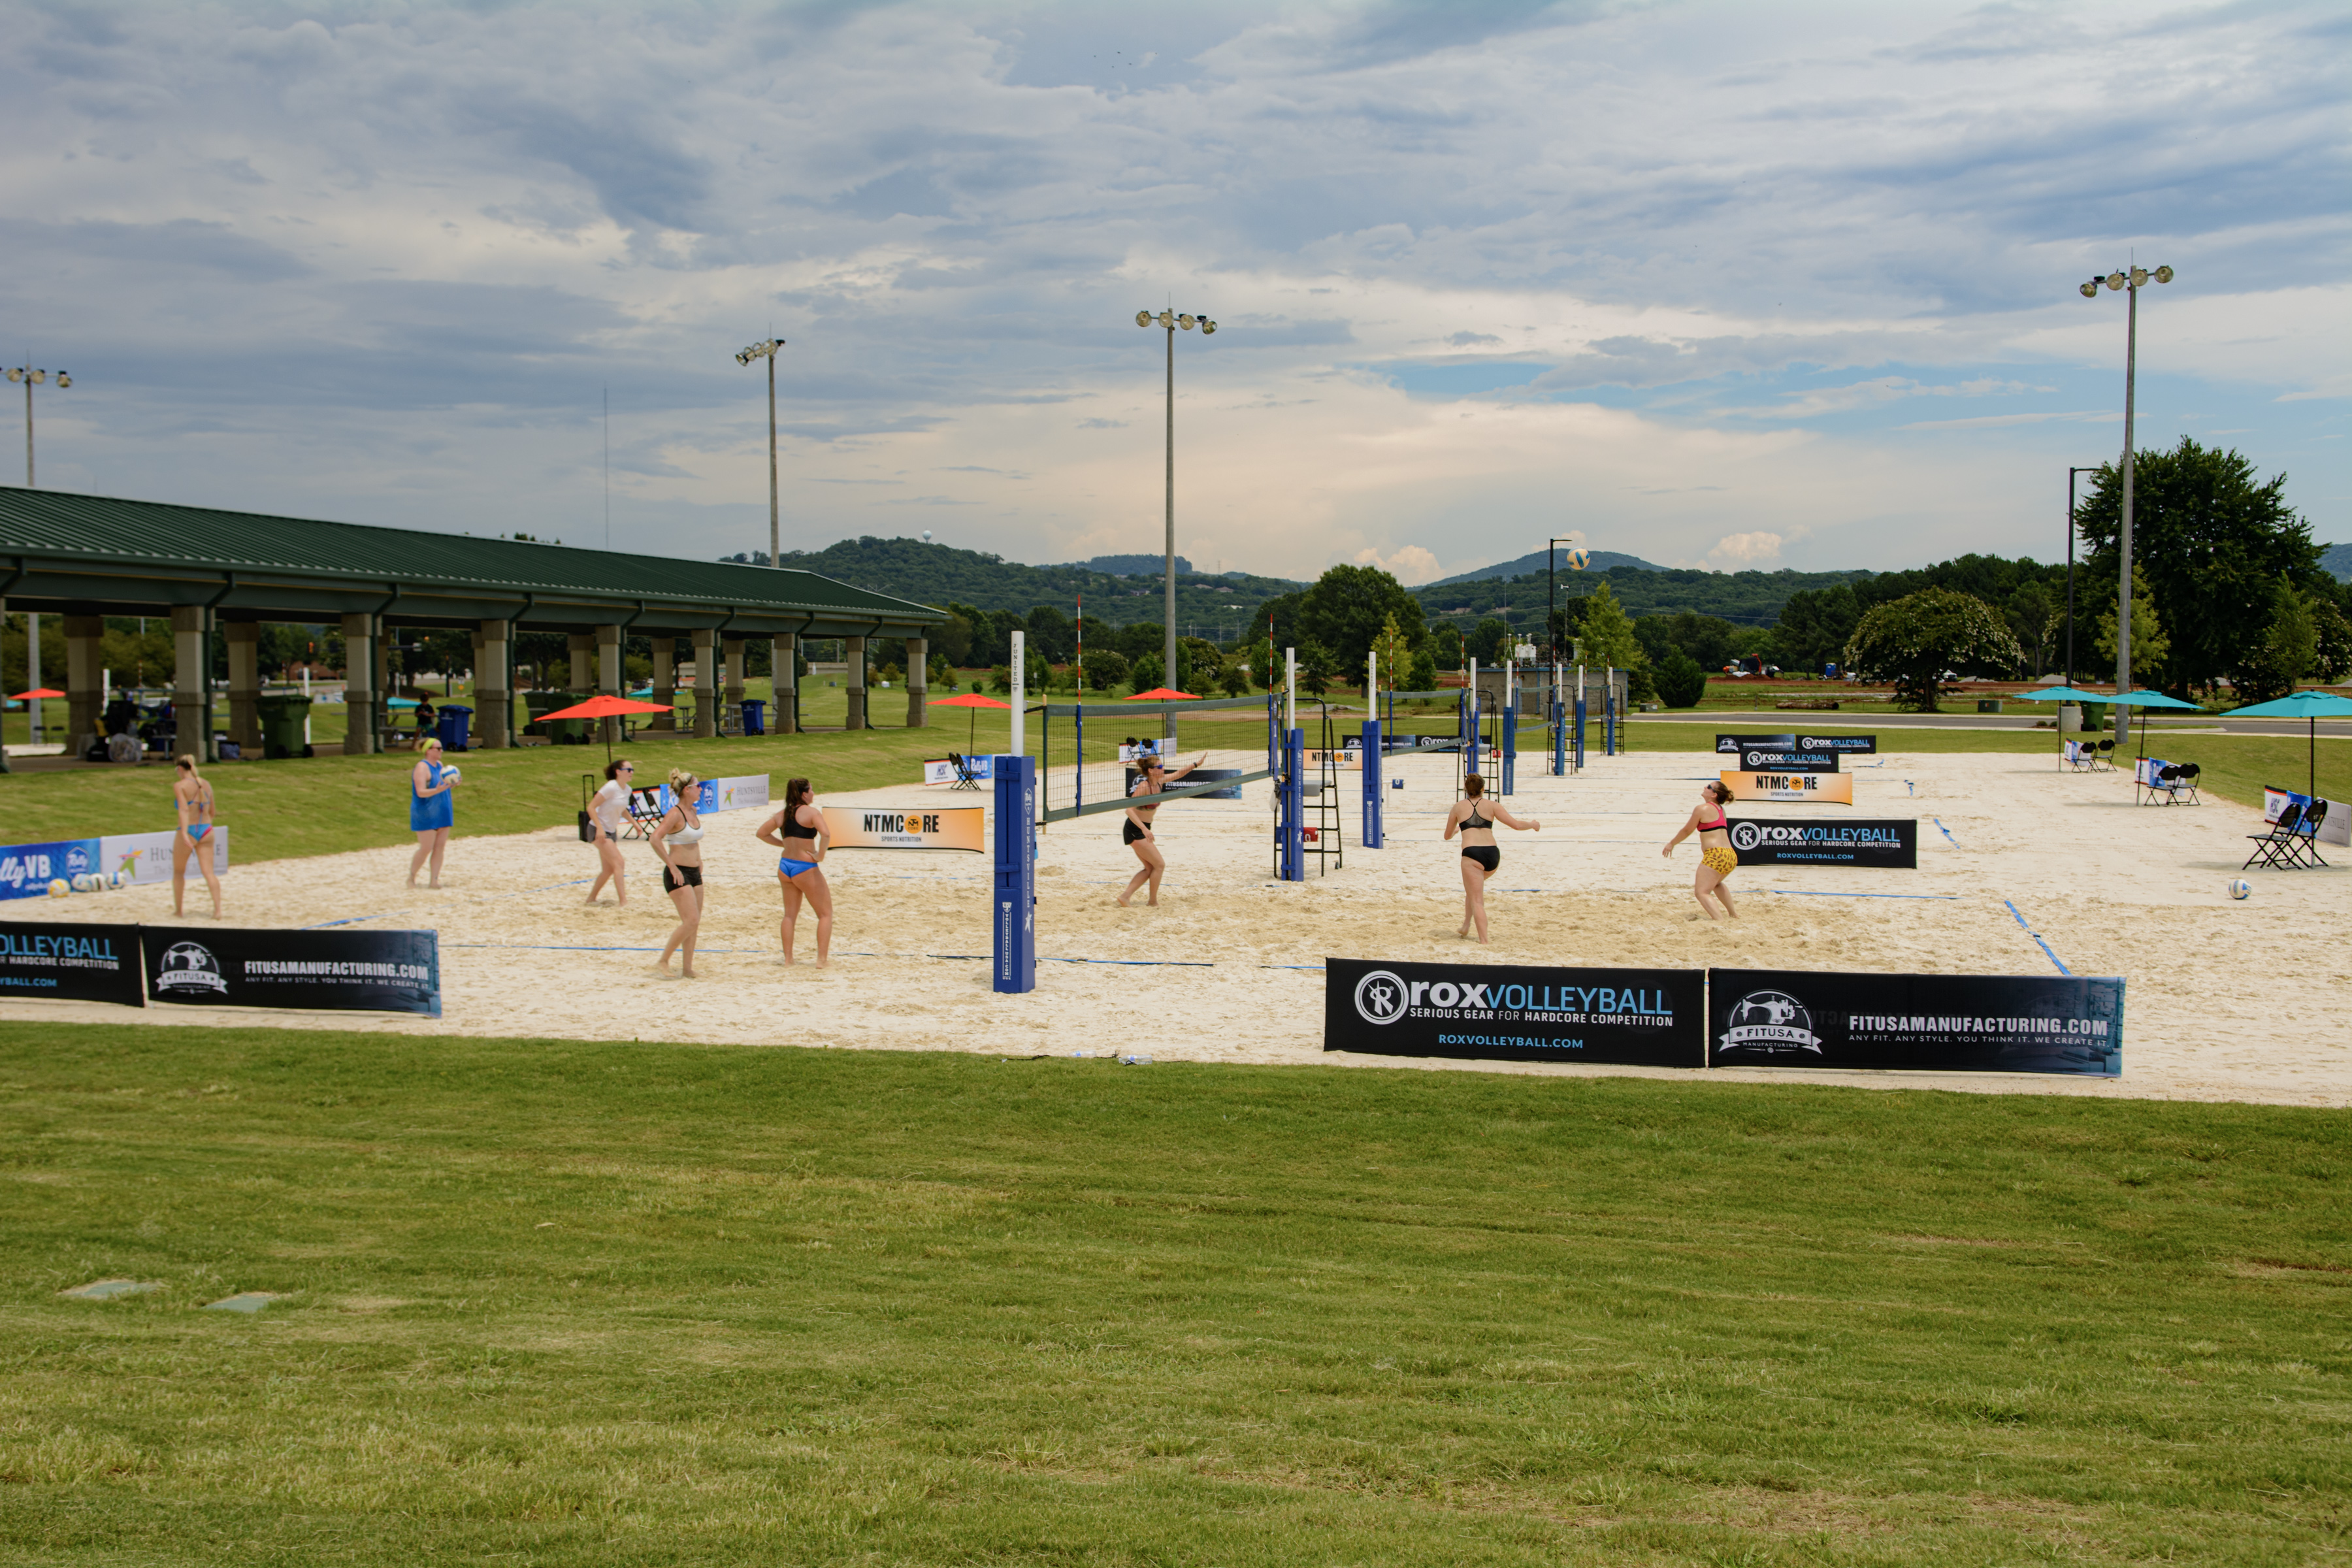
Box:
0, 486, 943, 637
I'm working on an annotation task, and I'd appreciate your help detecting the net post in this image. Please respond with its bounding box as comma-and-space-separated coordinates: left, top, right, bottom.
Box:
1501, 693, 1518, 795
1575, 663, 1587, 771
1362, 714, 1384, 847
1279, 726, 1304, 881
992, 752, 1036, 994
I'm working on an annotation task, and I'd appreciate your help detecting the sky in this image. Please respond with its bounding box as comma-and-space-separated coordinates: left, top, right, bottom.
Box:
1, 0, 2345, 584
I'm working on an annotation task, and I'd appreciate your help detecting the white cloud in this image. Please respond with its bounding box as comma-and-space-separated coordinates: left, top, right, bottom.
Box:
1353, 544, 1441, 584
1708, 532, 1787, 567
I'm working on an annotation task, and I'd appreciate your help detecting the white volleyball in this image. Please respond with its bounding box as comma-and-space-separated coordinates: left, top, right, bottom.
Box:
2229, 879, 2252, 900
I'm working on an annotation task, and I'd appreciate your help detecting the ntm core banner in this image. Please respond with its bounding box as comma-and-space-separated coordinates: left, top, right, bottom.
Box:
1720, 770, 1855, 804
821, 805, 986, 852
1709, 968, 2121, 1075
1324, 957, 1705, 1067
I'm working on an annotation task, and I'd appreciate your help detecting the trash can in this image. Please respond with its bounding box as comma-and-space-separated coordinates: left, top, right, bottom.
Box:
1976, 698, 2003, 714
742, 698, 766, 736
524, 690, 589, 744
436, 704, 474, 752
255, 693, 315, 760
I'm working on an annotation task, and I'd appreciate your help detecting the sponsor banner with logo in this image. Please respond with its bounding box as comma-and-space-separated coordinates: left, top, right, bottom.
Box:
1708, 968, 2122, 1075
922, 756, 996, 786
654, 774, 770, 815
2265, 786, 2351, 847
821, 805, 986, 853
1729, 819, 1916, 868
101, 828, 229, 888
1324, 956, 1706, 1067
145, 926, 441, 1017
0, 838, 103, 901
1123, 766, 1246, 800
0, 921, 146, 1005
1304, 749, 1364, 770
1721, 770, 1854, 804
1716, 732, 1875, 768
1117, 740, 1179, 762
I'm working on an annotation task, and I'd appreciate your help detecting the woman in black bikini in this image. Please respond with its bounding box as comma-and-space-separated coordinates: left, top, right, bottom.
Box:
1442, 773, 1539, 943
1117, 751, 1205, 908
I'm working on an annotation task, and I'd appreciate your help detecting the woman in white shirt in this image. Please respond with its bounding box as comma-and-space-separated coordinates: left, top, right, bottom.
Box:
586, 757, 634, 906
649, 767, 706, 978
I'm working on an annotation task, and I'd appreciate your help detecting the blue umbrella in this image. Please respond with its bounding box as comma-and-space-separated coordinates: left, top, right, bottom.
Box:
2220, 689, 2352, 798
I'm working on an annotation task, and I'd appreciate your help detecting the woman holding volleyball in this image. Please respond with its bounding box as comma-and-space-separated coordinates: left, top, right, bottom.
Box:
755, 776, 831, 967
1663, 779, 1739, 920
649, 767, 706, 978
170, 753, 221, 917
406, 736, 457, 889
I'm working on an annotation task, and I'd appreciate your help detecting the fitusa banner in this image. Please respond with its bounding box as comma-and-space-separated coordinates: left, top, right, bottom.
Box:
146, 927, 441, 1017
1709, 968, 2121, 1075
1324, 957, 1705, 1067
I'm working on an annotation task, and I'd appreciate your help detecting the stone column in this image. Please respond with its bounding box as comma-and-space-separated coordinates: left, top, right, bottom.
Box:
904, 634, 927, 728
771, 633, 797, 734
221, 619, 260, 756
651, 635, 676, 730
692, 629, 717, 738
339, 612, 376, 755
65, 614, 106, 754
845, 634, 868, 730
723, 637, 745, 709
596, 624, 622, 747
567, 633, 594, 693
172, 606, 208, 759
477, 619, 510, 749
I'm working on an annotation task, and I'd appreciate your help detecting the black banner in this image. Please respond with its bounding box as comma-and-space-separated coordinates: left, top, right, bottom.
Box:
1797, 732, 1877, 755
1729, 819, 1917, 868
1326, 957, 1705, 1067
1708, 968, 2121, 1075
0, 921, 146, 1007
146, 926, 440, 1017
1715, 732, 1875, 770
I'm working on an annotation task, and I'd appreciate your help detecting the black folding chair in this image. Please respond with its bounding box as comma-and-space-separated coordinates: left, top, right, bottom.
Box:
2095, 740, 2117, 770
2245, 800, 2328, 870
2172, 763, 2202, 806
947, 752, 983, 791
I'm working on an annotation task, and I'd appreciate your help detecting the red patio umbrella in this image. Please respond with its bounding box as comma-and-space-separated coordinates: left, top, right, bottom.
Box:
9, 688, 65, 700
1124, 687, 1199, 702
535, 693, 674, 763
929, 690, 1011, 750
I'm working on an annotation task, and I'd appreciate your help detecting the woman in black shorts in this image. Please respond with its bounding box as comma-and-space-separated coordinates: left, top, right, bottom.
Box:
1117, 751, 1205, 907
650, 766, 706, 977
1442, 773, 1539, 943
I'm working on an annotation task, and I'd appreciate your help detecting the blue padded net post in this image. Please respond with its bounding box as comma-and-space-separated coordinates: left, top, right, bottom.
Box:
1361, 718, 1383, 847
991, 753, 1036, 993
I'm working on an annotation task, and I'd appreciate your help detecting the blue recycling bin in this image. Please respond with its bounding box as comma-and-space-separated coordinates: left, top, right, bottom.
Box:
741, 698, 766, 736
436, 704, 474, 752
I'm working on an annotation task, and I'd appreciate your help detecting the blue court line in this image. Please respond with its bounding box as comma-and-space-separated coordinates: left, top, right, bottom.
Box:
1769, 889, 1959, 900
307, 912, 395, 929
2002, 900, 2072, 975
1930, 817, 1958, 845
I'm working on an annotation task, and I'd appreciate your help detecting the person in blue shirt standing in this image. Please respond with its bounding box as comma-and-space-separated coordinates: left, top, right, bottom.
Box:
408, 736, 458, 889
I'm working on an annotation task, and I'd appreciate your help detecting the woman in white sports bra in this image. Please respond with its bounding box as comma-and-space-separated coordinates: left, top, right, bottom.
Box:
586, 757, 634, 906
649, 767, 706, 977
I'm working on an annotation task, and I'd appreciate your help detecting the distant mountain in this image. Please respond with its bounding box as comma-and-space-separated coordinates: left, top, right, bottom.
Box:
753, 536, 1299, 637
1416, 564, 1878, 629
1429, 547, 1669, 586
2325, 542, 2351, 582
1064, 552, 1194, 577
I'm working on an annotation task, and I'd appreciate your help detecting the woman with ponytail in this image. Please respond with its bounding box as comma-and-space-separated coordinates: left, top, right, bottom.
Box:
649, 767, 706, 977
171, 753, 221, 917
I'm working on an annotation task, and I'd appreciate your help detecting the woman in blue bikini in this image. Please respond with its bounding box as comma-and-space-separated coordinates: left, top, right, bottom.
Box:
171, 753, 221, 917
755, 776, 830, 968
407, 736, 458, 889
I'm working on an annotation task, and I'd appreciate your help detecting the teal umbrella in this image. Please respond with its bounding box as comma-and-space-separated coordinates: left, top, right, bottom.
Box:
2015, 685, 2114, 704
2219, 689, 2352, 798
2108, 688, 2207, 761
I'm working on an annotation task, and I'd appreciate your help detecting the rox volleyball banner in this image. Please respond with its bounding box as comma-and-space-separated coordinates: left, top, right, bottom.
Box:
144, 926, 441, 1017
821, 805, 986, 853
1324, 957, 1705, 1067
1721, 770, 1855, 804
1708, 968, 2122, 1076
0, 920, 145, 1006
1730, 819, 1916, 868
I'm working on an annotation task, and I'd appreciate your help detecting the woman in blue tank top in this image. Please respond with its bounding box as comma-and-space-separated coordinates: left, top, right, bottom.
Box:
408, 737, 458, 889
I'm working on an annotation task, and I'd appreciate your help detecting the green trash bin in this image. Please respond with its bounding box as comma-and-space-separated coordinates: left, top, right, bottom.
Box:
524, 689, 591, 744
255, 693, 315, 759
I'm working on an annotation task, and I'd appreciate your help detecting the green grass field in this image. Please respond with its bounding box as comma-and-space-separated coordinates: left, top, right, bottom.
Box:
1, 1025, 2343, 1565
2, 678, 2341, 867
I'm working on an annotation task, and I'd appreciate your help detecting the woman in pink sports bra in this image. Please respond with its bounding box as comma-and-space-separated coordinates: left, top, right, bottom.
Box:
1663, 779, 1739, 920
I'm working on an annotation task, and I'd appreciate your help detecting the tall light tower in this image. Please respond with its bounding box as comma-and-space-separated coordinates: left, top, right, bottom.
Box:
2078, 263, 2172, 738
5, 363, 71, 487
734, 338, 785, 566
1135, 306, 1215, 723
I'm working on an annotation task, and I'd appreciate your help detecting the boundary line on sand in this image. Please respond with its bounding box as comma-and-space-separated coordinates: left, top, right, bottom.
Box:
2002, 900, 2072, 975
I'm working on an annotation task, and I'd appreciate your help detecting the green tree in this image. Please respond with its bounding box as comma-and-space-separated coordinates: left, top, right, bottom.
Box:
1772, 583, 1861, 672
1578, 583, 1653, 701
1215, 657, 1252, 697
1466, 617, 1512, 666
2228, 577, 2319, 703
1430, 623, 1463, 670
1128, 652, 1164, 693
1654, 647, 1708, 708
2310, 589, 2352, 683
1297, 640, 1337, 698
1296, 564, 1427, 672
2073, 438, 2320, 693
1407, 647, 1438, 691
2095, 565, 2170, 691
930, 610, 973, 667
1369, 613, 1411, 693
1115, 621, 1165, 664
2006, 581, 2057, 678
1083, 648, 1130, 693
1247, 593, 1303, 654
1846, 587, 2023, 712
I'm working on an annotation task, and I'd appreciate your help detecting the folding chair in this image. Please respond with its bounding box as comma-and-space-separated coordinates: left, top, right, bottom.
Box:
2095, 740, 2117, 770
2063, 740, 2095, 772
2244, 800, 2327, 870
2172, 763, 2201, 806
947, 753, 983, 792
623, 786, 665, 841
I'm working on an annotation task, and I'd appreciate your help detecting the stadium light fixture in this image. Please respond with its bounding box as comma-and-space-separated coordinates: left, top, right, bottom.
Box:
734, 338, 785, 566
2078, 261, 2173, 748
1134, 304, 1218, 730
6, 363, 71, 487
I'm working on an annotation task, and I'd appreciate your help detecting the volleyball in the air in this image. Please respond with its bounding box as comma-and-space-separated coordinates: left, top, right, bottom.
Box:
2229, 879, 2252, 900
1566, 547, 1591, 570
46, 879, 68, 898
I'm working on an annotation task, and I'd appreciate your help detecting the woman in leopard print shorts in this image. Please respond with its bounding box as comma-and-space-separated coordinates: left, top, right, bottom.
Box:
1663, 779, 1739, 920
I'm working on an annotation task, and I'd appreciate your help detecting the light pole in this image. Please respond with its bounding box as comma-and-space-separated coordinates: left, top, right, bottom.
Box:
2079, 263, 2172, 742
1135, 306, 1216, 728
2065, 465, 2099, 693
1544, 535, 1582, 665
734, 338, 785, 566
5, 363, 71, 487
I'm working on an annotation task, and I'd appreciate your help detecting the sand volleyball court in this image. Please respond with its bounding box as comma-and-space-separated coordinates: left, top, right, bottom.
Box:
6, 747, 2345, 1107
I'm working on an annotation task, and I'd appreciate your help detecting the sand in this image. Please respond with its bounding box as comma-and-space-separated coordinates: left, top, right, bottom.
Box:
6, 747, 2346, 1107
